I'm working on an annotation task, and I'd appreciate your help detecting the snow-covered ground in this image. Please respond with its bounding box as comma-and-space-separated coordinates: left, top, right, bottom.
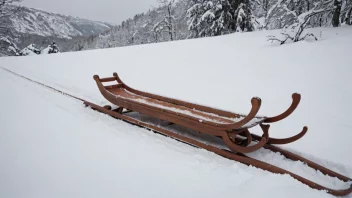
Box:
0, 26, 351, 197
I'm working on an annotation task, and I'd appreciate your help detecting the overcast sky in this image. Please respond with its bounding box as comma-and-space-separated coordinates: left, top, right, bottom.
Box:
21, 0, 160, 24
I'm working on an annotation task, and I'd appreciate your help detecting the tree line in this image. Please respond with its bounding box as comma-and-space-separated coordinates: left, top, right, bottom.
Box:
76, 0, 351, 50
2, 0, 351, 55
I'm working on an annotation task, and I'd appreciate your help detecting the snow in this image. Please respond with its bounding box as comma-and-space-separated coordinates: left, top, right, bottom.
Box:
40, 46, 51, 54
0, 67, 347, 198
7, 46, 17, 54
206, 1, 214, 8
0, 26, 352, 197
201, 10, 215, 21
19, 44, 39, 56
0, 37, 11, 43
141, 23, 148, 28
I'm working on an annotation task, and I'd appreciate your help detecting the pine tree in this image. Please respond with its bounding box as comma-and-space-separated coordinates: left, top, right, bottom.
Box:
48, 42, 60, 54
341, 0, 352, 25
152, 0, 176, 41
233, 0, 257, 32
187, 0, 234, 38
0, 36, 20, 56
332, 0, 342, 27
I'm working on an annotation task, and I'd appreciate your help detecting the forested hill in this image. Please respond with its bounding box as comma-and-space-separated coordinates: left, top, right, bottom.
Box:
72, 0, 352, 51
7, 5, 113, 38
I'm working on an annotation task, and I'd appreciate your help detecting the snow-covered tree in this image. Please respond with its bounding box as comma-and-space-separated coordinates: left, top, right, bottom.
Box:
71, 0, 352, 51
265, 0, 350, 29
265, 0, 298, 29
0, 1, 23, 56
261, 0, 271, 16
173, 0, 191, 39
233, 0, 260, 32
19, 44, 41, 56
341, 0, 352, 25
187, 0, 234, 38
152, 0, 176, 41
41, 42, 60, 54
267, 0, 336, 44
0, 36, 20, 56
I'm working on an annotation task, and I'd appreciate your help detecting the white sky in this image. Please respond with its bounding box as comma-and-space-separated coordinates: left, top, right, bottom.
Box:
21, 0, 160, 24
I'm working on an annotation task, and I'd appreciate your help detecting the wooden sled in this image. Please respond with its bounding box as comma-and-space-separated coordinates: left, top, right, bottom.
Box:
92, 72, 307, 154
85, 72, 352, 196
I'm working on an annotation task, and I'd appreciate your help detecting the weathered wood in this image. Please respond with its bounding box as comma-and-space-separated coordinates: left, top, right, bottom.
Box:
92, 73, 308, 154
99, 76, 117, 82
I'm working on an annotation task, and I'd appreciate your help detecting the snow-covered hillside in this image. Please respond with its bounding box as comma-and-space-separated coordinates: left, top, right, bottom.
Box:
7, 5, 113, 39
0, 26, 351, 198
0, 5, 115, 56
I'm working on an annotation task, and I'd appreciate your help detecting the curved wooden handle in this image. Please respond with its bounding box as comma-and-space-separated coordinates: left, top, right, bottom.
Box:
113, 72, 124, 84
267, 126, 308, 144
264, 93, 301, 123
218, 97, 262, 130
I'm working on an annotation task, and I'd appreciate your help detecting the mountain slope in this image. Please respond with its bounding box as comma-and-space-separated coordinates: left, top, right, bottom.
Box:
7, 5, 114, 39
0, 5, 115, 55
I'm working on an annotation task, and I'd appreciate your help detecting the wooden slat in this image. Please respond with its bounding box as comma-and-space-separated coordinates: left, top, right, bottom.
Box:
100, 77, 116, 82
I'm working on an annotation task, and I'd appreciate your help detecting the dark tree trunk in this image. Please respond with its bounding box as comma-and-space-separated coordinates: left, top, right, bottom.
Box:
306, 0, 310, 11
230, 0, 243, 11
332, 0, 342, 27
167, 4, 173, 41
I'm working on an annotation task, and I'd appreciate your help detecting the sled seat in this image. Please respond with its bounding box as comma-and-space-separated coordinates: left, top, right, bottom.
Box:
107, 87, 266, 129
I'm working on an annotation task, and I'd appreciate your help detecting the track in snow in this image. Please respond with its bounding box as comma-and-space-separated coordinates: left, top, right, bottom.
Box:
124, 111, 351, 190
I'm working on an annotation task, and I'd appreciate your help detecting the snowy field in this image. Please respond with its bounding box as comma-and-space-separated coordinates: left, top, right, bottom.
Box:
0, 26, 352, 197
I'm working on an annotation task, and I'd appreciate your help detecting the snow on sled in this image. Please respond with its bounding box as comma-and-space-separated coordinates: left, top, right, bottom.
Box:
85, 72, 352, 196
